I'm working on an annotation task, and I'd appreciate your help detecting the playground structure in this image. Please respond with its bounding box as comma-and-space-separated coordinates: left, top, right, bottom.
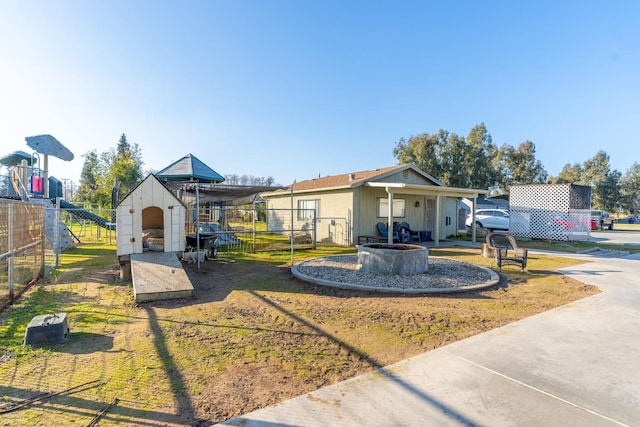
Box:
0, 137, 116, 255
2, 143, 304, 303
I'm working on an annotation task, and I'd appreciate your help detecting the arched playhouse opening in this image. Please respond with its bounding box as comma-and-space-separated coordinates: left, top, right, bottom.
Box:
141, 206, 164, 251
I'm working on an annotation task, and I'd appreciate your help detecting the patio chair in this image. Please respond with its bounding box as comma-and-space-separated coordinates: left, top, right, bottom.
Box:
399, 222, 421, 242
486, 231, 528, 272
376, 222, 401, 243
393, 222, 411, 243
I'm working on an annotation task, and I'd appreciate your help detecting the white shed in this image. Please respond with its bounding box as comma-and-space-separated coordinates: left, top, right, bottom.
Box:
116, 174, 186, 257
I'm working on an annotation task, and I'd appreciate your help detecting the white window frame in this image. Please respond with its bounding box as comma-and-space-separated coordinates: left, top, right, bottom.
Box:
298, 199, 318, 222
377, 198, 406, 218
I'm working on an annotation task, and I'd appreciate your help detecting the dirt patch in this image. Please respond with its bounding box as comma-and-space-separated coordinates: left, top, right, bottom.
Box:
0, 249, 599, 426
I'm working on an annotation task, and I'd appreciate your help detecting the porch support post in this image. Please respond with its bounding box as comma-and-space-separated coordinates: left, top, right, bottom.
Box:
471, 196, 477, 243
434, 195, 441, 246
387, 189, 394, 244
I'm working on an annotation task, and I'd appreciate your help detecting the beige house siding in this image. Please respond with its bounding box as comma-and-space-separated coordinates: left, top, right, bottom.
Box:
374, 168, 440, 186
314, 190, 353, 244
441, 197, 458, 237
265, 189, 354, 245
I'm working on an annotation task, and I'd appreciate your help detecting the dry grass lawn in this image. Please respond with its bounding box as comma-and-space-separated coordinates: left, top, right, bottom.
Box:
0, 245, 599, 426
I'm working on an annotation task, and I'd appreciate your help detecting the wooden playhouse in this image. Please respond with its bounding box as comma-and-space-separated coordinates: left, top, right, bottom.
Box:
116, 174, 186, 281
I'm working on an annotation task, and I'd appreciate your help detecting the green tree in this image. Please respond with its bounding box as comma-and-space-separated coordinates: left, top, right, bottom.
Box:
101, 134, 143, 206
78, 134, 144, 208
596, 170, 622, 212
393, 125, 547, 194
393, 132, 442, 179
393, 128, 491, 188
76, 150, 102, 204
493, 141, 548, 194
465, 123, 498, 189
550, 163, 583, 184
582, 151, 621, 210
620, 162, 640, 214
582, 151, 610, 188
437, 131, 467, 187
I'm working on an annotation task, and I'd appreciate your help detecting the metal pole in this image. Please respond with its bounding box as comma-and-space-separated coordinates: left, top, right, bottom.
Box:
290, 180, 295, 265
55, 197, 60, 268
196, 182, 201, 269
43, 154, 49, 199
8, 203, 14, 300
348, 209, 352, 246
312, 209, 317, 249
252, 200, 257, 253
40, 203, 45, 277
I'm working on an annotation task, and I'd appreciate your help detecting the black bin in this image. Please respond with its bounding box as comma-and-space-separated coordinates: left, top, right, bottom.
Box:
24, 313, 69, 345
420, 231, 432, 241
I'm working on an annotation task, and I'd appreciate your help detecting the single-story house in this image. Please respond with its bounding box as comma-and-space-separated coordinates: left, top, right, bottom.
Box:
262, 164, 488, 246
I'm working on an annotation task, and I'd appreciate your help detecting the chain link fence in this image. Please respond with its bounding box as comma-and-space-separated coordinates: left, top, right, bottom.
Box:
0, 200, 45, 307
192, 206, 316, 254
1, 200, 319, 306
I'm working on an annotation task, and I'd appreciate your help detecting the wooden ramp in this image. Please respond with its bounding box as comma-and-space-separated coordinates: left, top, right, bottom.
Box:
130, 252, 194, 302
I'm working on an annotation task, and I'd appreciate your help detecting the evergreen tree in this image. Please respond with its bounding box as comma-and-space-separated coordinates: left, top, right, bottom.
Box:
77, 134, 144, 208
494, 141, 548, 193
620, 163, 640, 214
76, 150, 101, 204
582, 151, 620, 210
393, 125, 546, 194
551, 163, 583, 184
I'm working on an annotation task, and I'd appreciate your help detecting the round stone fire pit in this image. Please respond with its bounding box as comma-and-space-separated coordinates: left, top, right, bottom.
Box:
357, 243, 428, 275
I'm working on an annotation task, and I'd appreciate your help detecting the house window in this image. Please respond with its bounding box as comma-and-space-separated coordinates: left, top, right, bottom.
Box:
377, 198, 406, 218
298, 199, 318, 222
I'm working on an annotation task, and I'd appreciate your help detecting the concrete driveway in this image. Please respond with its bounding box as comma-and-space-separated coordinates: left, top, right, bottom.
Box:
589, 230, 640, 246
218, 249, 640, 426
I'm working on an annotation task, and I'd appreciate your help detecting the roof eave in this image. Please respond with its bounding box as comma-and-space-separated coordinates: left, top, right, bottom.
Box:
365, 182, 488, 197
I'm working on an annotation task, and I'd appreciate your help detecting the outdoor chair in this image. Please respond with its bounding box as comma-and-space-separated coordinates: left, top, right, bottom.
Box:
486, 231, 528, 272
399, 222, 421, 242
392, 222, 411, 243
376, 222, 401, 243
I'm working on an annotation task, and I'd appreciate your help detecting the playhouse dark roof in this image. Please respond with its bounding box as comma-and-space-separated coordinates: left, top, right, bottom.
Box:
0, 150, 38, 167
155, 153, 225, 183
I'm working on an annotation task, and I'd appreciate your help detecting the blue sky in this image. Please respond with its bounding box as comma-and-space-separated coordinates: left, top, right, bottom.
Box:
1, 1, 638, 187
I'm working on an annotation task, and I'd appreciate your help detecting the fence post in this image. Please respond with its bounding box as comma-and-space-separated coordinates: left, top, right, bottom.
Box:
39, 204, 45, 278
252, 202, 257, 253
290, 181, 294, 265
312, 209, 317, 249
55, 198, 60, 268
8, 203, 15, 300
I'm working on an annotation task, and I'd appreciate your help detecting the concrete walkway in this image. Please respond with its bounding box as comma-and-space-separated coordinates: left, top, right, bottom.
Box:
218, 248, 640, 426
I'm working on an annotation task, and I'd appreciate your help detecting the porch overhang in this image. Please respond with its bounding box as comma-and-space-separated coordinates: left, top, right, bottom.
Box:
364, 182, 488, 245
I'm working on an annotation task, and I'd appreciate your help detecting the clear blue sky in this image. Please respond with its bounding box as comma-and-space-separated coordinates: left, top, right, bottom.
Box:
1, 1, 638, 186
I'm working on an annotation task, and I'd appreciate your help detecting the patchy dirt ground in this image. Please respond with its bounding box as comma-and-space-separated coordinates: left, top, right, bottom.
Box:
0, 249, 599, 426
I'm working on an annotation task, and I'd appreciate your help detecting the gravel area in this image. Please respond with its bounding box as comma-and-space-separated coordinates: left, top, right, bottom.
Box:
293, 255, 499, 293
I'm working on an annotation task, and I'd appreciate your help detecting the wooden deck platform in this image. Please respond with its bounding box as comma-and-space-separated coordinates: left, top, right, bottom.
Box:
130, 252, 194, 302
